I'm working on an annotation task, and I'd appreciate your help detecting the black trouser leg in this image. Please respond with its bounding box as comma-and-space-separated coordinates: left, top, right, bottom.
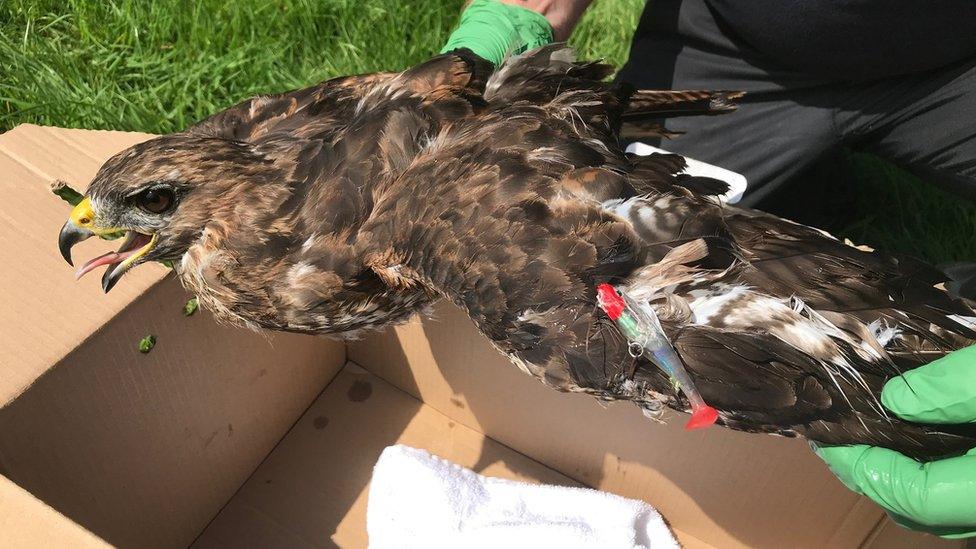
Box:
617, 0, 976, 207
839, 58, 976, 201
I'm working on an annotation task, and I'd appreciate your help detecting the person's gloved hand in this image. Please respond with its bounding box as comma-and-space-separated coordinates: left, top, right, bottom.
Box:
440, 0, 553, 65
815, 345, 976, 539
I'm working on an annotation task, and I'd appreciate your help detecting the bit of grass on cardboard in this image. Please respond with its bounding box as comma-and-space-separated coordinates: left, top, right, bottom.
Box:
50, 180, 84, 206
138, 335, 156, 354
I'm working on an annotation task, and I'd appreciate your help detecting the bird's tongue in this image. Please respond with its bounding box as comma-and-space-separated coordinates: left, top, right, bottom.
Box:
75, 251, 127, 279
74, 232, 149, 279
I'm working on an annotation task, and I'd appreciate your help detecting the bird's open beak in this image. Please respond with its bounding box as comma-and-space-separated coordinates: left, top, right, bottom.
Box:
58, 197, 157, 292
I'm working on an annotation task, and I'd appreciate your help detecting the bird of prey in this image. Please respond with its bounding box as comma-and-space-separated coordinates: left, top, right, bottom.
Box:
58, 45, 976, 460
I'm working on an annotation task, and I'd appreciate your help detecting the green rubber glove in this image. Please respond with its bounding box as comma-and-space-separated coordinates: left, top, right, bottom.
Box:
440, 0, 553, 65
815, 345, 976, 539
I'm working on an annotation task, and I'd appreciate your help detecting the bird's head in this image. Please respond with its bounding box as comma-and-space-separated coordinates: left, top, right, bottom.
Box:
58, 134, 274, 291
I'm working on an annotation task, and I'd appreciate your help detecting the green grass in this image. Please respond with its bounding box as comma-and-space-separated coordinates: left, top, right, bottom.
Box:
765, 152, 976, 264
0, 0, 640, 133
2, 0, 974, 263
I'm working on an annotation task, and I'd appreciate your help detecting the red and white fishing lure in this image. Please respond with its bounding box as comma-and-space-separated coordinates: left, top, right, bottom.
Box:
596, 283, 719, 430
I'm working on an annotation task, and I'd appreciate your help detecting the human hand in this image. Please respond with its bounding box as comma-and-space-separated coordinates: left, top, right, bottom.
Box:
440, 0, 553, 65
815, 346, 976, 538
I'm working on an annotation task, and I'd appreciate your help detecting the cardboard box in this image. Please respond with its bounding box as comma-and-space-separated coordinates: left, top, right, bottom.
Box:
0, 124, 964, 548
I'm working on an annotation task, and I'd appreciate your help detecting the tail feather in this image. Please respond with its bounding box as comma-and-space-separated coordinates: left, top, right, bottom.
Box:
622, 90, 744, 119
620, 120, 684, 141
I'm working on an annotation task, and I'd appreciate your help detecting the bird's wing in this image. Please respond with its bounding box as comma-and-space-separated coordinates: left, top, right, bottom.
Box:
613, 184, 976, 357
724, 209, 976, 351
334, 45, 976, 458
670, 324, 976, 458
351, 97, 645, 384
612, 190, 976, 458
352, 116, 976, 459
348, 134, 966, 459
184, 72, 397, 142
342, 48, 757, 416
185, 49, 494, 144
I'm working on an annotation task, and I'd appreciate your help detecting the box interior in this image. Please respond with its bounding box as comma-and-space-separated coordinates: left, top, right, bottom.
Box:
193, 364, 595, 548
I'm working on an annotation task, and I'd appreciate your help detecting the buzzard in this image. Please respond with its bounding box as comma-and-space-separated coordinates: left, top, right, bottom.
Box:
58, 46, 976, 460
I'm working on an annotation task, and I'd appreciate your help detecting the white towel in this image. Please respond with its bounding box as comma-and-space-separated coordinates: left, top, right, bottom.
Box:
367, 445, 679, 549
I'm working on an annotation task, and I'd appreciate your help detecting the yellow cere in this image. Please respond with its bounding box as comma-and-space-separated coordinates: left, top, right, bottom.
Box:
68, 197, 124, 237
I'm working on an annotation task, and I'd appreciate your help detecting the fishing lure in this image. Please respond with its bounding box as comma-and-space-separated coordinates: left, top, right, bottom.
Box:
596, 283, 719, 430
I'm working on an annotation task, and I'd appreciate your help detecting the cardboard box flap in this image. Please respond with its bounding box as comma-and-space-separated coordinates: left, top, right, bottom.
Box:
0, 276, 347, 547
0, 474, 109, 548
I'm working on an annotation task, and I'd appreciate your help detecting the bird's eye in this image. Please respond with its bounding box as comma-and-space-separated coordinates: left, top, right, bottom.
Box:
137, 188, 176, 214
